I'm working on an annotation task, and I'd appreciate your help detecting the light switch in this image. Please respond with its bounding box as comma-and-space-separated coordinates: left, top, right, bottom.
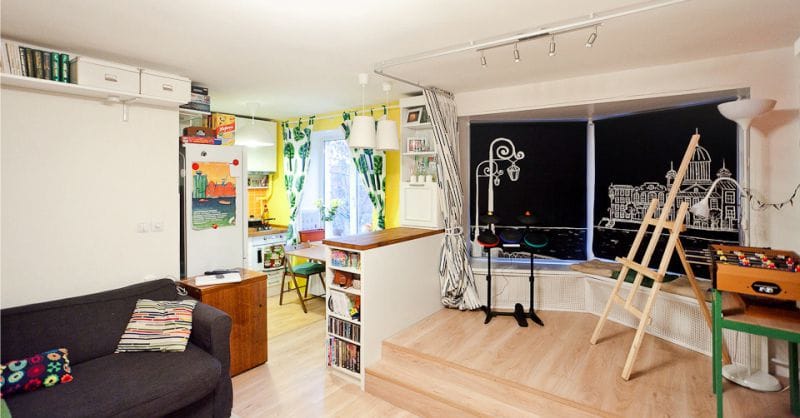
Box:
152, 221, 164, 232
137, 222, 150, 233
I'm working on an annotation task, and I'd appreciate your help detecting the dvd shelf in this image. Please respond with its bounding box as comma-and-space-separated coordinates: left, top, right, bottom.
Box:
323, 228, 444, 389
328, 316, 361, 343
327, 337, 360, 374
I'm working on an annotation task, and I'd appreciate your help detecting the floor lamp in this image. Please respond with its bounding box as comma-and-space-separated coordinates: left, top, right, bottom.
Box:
694, 97, 778, 392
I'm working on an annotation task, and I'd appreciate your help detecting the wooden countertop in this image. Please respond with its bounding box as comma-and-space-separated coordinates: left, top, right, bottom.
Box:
180, 268, 267, 294
247, 226, 287, 237
323, 227, 443, 251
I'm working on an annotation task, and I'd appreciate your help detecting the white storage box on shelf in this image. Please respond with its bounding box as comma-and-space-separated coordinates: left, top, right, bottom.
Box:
69, 57, 140, 94
140, 69, 190, 103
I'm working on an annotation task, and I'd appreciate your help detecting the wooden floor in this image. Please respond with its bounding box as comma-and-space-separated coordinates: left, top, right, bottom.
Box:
267, 290, 326, 339
377, 308, 793, 418
232, 320, 417, 417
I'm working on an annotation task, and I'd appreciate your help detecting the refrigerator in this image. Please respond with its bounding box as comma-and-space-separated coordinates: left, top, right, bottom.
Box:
180, 143, 248, 277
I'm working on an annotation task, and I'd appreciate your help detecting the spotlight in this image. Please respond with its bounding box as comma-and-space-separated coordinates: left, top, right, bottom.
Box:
586, 26, 598, 48
513, 43, 520, 63
480, 51, 487, 67
548, 35, 556, 57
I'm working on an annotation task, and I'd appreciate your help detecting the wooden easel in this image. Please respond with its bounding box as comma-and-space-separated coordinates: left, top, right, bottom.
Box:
589, 133, 731, 380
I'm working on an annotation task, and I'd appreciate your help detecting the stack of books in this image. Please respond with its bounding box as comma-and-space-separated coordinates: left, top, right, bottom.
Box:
1, 39, 71, 83
180, 84, 210, 112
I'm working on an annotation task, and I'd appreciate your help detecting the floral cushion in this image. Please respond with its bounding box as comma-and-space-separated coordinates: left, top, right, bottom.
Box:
0, 348, 73, 397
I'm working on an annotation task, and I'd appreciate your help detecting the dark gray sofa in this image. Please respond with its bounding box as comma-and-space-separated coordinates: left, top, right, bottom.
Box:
1, 279, 233, 418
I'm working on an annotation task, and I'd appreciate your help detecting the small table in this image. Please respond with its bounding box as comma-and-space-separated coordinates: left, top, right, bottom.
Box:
285, 243, 326, 262
180, 269, 268, 376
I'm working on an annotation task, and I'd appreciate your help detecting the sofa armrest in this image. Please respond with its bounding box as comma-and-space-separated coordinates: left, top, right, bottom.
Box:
189, 302, 232, 376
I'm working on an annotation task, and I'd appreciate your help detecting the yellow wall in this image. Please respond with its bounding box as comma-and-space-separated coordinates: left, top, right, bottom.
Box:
268, 102, 401, 230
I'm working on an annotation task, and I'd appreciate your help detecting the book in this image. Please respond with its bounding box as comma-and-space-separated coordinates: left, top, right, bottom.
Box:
19, 46, 27, 76
4, 41, 19, 75
191, 85, 208, 95
42, 51, 51, 81
33, 49, 44, 79
60, 54, 69, 83
50, 51, 60, 81
24, 48, 34, 78
194, 272, 242, 286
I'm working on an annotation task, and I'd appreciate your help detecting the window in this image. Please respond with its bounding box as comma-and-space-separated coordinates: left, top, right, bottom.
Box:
724, 191, 735, 204
322, 136, 372, 237
298, 130, 373, 238
470, 122, 587, 260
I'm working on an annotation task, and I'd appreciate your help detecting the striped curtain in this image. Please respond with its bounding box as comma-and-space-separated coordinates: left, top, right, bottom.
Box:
282, 117, 315, 244
423, 89, 480, 310
342, 112, 387, 230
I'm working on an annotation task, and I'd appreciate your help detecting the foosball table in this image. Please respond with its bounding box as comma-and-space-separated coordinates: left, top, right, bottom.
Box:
710, 244, 800, 417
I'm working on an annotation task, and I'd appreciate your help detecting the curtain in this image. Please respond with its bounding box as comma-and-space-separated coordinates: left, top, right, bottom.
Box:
282, 117, 315, 244
423, 89, 480, 310
342, 112, 387, 230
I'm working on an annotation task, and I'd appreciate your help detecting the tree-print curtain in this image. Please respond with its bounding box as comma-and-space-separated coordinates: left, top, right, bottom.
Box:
282, 117, 315, 244
342, 112, 387, 230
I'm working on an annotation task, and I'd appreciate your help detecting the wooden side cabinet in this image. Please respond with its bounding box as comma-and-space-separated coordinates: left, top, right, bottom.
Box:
180, 269, 267, 376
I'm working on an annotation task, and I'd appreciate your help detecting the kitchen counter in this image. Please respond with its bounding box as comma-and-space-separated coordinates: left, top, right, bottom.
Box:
322, 227, 443, 251
247, 226, 287, 237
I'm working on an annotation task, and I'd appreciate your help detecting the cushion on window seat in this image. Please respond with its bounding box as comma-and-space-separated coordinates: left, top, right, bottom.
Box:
292, 262, 325, 276
4, 343, 220, 418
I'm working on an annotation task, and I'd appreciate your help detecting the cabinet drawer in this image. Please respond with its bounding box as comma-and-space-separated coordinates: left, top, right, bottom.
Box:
140, 69, 191, 103
70, 57, 140, 94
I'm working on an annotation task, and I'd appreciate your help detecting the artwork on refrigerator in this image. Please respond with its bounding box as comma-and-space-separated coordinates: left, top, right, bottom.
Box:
191, 161, 237, 230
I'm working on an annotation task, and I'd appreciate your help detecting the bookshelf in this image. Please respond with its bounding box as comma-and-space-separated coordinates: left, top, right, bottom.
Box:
323, 227, 445, 389
399, 95, 442, 228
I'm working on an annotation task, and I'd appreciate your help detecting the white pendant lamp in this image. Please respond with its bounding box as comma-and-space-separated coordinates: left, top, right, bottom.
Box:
236, 102, 275, 148
375, 82, 399, 151
348, 73, 376, 149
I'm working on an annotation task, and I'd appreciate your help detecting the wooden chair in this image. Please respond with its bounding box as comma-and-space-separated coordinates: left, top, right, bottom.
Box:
299, 228, 325, 243
279, 242, 326, 313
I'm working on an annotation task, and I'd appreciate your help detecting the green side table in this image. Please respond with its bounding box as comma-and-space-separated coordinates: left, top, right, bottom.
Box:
712, 289, 800, 417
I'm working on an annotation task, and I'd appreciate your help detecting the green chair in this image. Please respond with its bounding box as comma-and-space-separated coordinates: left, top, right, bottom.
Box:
280, 243, 326, 313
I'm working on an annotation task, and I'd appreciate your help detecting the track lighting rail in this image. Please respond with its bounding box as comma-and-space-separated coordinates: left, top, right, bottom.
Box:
373, 0, 687, 90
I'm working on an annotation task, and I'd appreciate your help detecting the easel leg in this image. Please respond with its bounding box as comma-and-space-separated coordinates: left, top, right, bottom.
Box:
622, 281, 662, 380
790, 341, 799, 416
590, 266, 630, 344
676, 239, 732, 364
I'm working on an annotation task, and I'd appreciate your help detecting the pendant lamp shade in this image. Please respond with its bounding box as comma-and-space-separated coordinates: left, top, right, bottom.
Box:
375, 118, 399, 150
349, 115, 376, 148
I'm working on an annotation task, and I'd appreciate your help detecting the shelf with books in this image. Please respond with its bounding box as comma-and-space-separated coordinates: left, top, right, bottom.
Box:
328, 316, 361, 344
327, 310, 360, 325
2, 39, 74, 83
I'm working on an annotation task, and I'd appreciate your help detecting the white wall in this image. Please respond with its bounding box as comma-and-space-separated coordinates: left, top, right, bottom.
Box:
1, 88, 179, 307
456, 47, 800, 252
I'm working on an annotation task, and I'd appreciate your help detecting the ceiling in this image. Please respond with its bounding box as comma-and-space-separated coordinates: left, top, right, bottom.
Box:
2, 0, 799, 119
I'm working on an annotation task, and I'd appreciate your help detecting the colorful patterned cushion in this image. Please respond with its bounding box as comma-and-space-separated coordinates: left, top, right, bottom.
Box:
115, 299, 197, 353
0, 348, 73, 398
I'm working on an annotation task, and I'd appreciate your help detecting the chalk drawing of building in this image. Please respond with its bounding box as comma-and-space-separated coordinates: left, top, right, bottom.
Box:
602, 146, 738, 232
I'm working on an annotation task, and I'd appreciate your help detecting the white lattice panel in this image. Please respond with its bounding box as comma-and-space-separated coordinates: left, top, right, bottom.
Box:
472, 268, 585, 312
